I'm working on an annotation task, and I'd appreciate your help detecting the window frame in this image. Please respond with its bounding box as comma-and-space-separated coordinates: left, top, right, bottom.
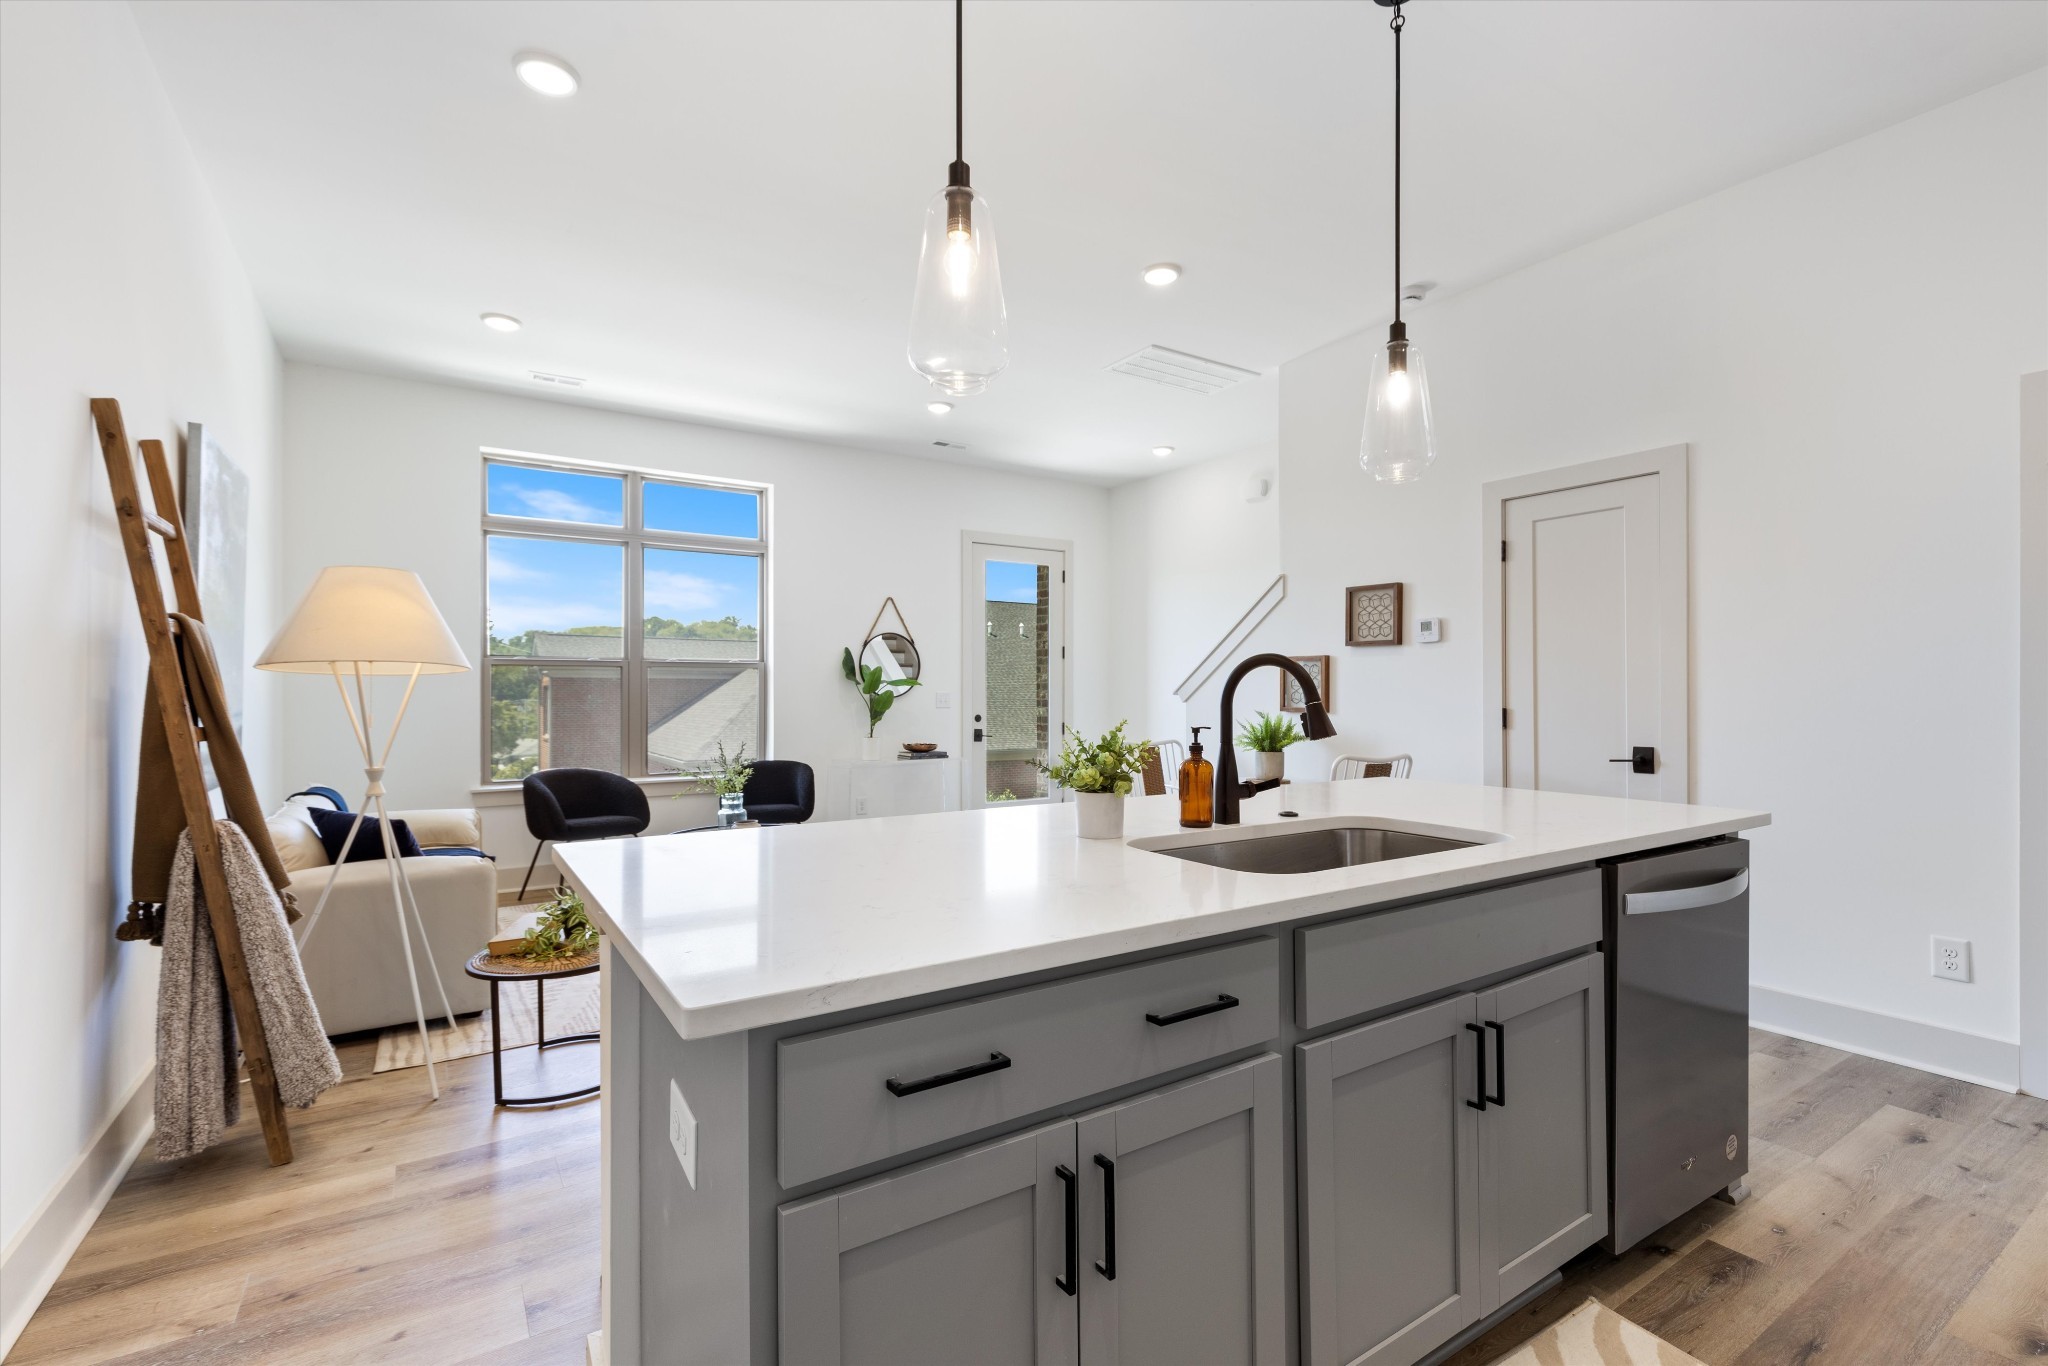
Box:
479, 450, 770, 786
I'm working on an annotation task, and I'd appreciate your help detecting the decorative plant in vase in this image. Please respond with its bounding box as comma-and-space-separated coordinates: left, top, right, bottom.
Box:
1236, 711, 1305, 786
842, 646, 921, 759
1039, 721, 1152, 839
693, 740, 754, 827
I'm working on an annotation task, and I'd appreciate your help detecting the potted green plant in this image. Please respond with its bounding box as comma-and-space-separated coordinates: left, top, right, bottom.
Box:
1039, 721, 1152, 839
693, 740, 754, 827
519, 888, 600, 961
842, 646, 922, 760
1237, 711, 1305, 785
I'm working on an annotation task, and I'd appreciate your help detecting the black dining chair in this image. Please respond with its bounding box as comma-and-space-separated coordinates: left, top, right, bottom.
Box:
519, 767, 651, 898
741, 760, 815, 826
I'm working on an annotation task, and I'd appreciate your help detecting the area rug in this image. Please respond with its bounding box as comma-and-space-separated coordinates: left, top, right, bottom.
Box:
1487, 1299, 1704, 1366
372, 972, 598, 1072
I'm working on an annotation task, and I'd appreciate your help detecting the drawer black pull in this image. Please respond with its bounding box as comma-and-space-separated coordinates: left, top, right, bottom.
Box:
1093, 1154, 1117, 1280
1485, 1020, 1506, 1106
1145, 993, 1240, 1027
884, 1051, 1012, 1097
1055, 1163, 1078, 1296
1465, 1022, 1487, 1111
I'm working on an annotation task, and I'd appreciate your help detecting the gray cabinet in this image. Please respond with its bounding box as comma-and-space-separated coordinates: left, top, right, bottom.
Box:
779, 1056, 1285, 1366
1475, 953, 1606, 1310
779, 1119, 1079, 1366
1298, 954, 1607, 1366
1075, 1054, 1286, 1366
1299, 995, 1482, 1366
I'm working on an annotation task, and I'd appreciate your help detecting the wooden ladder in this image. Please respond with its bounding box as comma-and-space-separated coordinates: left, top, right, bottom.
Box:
92, 398, 293, 1166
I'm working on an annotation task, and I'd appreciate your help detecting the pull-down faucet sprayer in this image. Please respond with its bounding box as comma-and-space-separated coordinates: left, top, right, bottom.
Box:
1214, 653, 1336, 825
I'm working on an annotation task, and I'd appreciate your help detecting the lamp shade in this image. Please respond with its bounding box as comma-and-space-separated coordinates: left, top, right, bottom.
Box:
256, 566, 470, 675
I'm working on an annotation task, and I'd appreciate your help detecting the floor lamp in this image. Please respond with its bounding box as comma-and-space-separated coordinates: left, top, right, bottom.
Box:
257, 566, 471, 1099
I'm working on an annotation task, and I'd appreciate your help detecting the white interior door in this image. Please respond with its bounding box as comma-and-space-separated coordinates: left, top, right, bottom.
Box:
1501, 473, 1682, 800
963, 537, 1067, 809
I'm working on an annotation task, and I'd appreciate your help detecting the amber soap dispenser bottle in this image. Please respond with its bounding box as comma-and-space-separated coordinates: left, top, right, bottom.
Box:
1178, 726, 1214, 828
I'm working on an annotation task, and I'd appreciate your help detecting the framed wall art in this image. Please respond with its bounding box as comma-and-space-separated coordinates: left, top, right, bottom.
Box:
1281, 655, 1330, 713
1345, 582, 1403, 646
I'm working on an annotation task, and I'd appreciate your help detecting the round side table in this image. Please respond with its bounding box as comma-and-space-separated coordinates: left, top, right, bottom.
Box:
463, 949, 600, 1107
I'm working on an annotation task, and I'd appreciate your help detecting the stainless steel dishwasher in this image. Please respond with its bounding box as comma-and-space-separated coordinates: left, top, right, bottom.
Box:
1603, 836, 1751, 1252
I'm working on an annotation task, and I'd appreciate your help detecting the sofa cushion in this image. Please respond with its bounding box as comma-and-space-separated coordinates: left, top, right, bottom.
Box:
398, 807, 484, 849
308, 806, 424, 864
266, 797, 333, 874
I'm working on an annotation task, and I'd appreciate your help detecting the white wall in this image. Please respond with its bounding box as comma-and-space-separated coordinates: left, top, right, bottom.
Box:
279, 364, 1112, 864
1108, 446, 1281, 749
0, 1, 283, 1346
1236, 71, 2045, 1083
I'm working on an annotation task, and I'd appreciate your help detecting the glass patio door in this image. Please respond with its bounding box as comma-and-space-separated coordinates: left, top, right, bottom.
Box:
964, 539, 1066, 808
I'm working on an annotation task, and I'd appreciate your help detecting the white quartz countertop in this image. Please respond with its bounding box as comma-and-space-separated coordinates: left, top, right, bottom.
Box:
557, 779, 1769, 1040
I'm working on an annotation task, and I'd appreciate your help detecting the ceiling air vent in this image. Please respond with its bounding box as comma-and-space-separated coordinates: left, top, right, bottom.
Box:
1107, 345, 1260, 395
529, 370, 585, 388
931, 439, 972, 451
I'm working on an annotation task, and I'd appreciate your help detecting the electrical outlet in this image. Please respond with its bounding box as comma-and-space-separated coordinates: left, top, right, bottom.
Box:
935, 691, 953, 710
854, 797, 869, 817
669, 1079, 697, 1188
1931, 937, 1972, 983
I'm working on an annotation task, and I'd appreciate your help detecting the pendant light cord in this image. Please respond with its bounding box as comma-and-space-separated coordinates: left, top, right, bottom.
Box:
1391, 2, 1404, 325
955, 0, 965, 167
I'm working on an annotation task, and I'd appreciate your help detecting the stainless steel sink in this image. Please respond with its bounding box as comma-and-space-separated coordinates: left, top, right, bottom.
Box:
1144, 825, 1479, 874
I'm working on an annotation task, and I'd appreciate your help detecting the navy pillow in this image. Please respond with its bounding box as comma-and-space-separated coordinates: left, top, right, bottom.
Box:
307, 806, 423, 864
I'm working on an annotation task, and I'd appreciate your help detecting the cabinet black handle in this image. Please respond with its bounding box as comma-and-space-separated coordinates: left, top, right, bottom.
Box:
1093, 1154, 1117, 1280
1485, 1020, 1506, 1106
884, 1051, 1012, 1097
1055, 1164, 1078, 1296
1465, 1023, 1488, 1110
1145, 993, 1240, 1027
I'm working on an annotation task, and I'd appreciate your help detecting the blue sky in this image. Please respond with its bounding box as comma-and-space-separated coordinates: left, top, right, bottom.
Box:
487, 464, 759, 538
986, 559, 1041, 604
488, 539, 759, 639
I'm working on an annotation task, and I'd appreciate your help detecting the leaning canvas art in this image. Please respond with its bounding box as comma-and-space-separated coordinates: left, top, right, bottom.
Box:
183, 421, 250, 788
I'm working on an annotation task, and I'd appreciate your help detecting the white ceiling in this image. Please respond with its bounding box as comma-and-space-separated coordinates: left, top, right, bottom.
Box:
129, 0, 2045, 484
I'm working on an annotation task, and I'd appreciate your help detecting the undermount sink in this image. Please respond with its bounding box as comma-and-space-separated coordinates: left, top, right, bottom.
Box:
1140, 824, 1480, 875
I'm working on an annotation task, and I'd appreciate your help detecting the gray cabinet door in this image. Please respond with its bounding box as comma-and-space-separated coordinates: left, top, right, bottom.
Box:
1475, 953, 1607, 1312
1298, 995, 1482, 1366
1073, 1054, 1285, 1366
779, 1119, 1079, 1366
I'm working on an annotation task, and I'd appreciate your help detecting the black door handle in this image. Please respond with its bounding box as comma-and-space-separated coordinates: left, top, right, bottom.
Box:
973, 727, 984, 742
1093, 1154, 1117, 1279
1055, 1163, 1078, 1295
884, 1051, 1011, 1097
1484, 1020, 1506, 1106
1607, 746, 1655, 774
1145, 993, 1240, 1027
1465, 1022, 1487, 1110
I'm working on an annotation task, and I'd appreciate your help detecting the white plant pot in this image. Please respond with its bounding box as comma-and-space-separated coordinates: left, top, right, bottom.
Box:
1250, 750, 1285, 785
1074, 791, 1126, 840
861, 736, 882, 761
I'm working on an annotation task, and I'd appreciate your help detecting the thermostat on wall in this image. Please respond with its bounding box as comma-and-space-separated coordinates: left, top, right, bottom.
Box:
1416, 617, 1443, 643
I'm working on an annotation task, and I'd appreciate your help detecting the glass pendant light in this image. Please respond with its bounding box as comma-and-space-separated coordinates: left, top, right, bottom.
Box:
1361, 0, 1437, 483
908, 0, 1008, 396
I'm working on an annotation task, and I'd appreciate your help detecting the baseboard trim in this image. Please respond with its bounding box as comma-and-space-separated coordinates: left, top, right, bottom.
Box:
1751, 985, 2020, 1092
0, 1067, 155, 1358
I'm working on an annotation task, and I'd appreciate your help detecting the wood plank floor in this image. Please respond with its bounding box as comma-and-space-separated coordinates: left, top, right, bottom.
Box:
13, 1029, 2045, 1364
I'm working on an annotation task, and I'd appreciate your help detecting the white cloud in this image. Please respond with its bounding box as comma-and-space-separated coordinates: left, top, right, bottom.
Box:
644, 570, 724, 616
511, 487, 608, 523
488, 594, 620, 634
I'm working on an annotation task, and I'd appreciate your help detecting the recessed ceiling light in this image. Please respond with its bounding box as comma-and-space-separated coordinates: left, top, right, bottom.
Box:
513, 52, 579, 97
1142, 263, 1182, 287
480, 312, 522, 332
928, 401, 953, 414
1152, 445, 1175, 458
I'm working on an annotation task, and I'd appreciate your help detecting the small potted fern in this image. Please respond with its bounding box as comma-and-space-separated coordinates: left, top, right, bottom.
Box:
1039, 721, 1151, 839
1237, 711, 1305, 786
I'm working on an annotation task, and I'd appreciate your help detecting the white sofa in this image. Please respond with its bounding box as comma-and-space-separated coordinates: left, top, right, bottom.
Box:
267, 797, 497, 1038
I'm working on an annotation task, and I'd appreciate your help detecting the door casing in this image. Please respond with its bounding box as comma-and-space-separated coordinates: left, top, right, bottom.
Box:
1480, 446, 1690, 801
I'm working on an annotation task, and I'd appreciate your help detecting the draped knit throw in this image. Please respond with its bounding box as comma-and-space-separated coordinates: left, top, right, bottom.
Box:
155, 821, 341, 1160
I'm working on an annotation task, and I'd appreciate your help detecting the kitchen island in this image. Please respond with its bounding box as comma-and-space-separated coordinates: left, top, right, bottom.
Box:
559, 779, 1769, 1366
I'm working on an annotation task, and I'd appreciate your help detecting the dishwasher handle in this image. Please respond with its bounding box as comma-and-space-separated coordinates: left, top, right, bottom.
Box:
1624, 868, 1748, 916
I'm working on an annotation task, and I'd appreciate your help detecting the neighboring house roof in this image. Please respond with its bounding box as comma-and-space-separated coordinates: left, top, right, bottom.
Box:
530, 630, 760, 661
647, 668, 759, 771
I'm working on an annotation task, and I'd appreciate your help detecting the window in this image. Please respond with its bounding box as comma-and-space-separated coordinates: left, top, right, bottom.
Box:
483, 457, 766, 783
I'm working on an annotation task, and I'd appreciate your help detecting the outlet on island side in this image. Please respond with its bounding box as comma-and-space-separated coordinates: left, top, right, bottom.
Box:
670, 1078, 698, 1188
1931, 936, 1972, 983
